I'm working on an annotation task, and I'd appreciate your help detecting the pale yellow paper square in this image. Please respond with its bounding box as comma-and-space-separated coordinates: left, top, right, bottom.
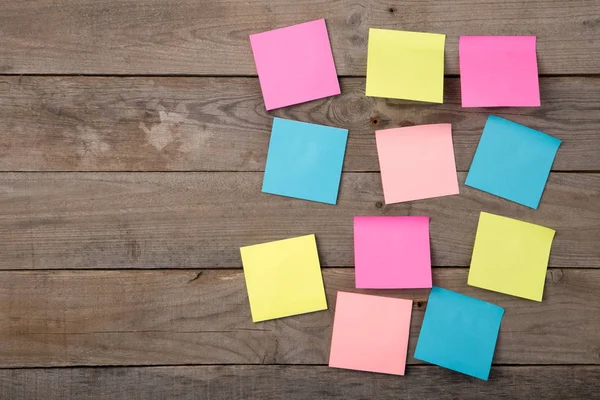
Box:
468, 212, 555, 302
366, 28, 445, 103
240, 234, 327, 322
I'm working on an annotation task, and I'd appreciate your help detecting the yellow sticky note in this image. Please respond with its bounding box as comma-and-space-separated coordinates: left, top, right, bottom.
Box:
468, 212, 555, 302
240, 234, 327, 322
366, 28, 446, 103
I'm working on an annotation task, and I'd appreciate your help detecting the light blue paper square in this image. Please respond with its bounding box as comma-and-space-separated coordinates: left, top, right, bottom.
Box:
262, 118, 348, 204
465, 115, 561, 209
414, 286, 504, 380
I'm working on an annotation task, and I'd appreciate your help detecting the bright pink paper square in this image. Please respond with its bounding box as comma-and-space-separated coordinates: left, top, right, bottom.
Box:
329, 292, 413, 375
375, 124, 459, 204
354, 216, 432, 289
249, 19, 341, 110
459, 36, 540, 107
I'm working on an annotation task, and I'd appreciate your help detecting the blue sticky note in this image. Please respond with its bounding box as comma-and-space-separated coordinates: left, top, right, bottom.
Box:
262, 118, 348, 204
465, 115, 561, 209
414, 286, 504, 380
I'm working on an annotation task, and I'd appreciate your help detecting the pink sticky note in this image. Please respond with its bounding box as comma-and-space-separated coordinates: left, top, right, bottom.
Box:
375, 124, 459, 204
329, 292, 413, 375
249, 19, 341, 110
354, 216, 432, 289
459, 36, 540, 107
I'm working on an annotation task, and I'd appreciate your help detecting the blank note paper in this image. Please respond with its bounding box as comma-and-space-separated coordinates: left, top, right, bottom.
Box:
468, 212, 556, 302
250, 19, 340, 110
414, 286, 504, 380
465, 116, 561, 209
240, 234, 327, 322
376, 124, 459, 204
262, 118, 348, 205
459, 36, 540, 107
329, 292, 413, 375
354, 216, 432, 289
366, 29, 446, 103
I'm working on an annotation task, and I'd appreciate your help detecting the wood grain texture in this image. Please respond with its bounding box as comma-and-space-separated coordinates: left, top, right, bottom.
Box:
0, 172, 597, 269
0, 76, 599, 171
1, 0, 599, 75
1, 366, 599, 400
1, 269, 598, 367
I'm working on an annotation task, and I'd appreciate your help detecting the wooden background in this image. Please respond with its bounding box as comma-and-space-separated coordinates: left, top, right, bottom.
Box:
0, 0, 599, 398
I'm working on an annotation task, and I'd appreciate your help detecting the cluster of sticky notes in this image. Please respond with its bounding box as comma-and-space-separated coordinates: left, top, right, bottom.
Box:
242, 18, 562, 383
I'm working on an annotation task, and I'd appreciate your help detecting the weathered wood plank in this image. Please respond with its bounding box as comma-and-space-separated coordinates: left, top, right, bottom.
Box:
1, 269, 598, 367
0, 0, 599, 75
0, 76, 599, 172
1, 366, 598, 399
0, 172, 597, 269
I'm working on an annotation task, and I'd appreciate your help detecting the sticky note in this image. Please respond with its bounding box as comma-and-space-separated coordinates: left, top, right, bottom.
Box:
466, 116, 561, 209
414, 286, 504, 380
354, 216, 432, 289
262, 118, 348, 204
459, 36, 540, 107
240, 234, 327, 322
249, 19, 340, 110
366, 28, 445, 103
468, 212, 555, 302
375, 124, 459, 204
329, 292, 413, 375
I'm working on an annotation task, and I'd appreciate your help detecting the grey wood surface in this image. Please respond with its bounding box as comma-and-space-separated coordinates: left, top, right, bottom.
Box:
0, 172, 597, 270
0, 0, 599, 75
1, 269, 598, 367
0, 76, 598, 171
1, 366, 599, 400
1, 0, 599, 397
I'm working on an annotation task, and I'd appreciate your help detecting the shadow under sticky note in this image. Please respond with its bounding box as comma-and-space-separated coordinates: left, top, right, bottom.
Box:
459, 36, 540, 107
366, 28, 445, 103
249, 19, 340, 110
468, 212, 556, 302
375, 124, 459, 204
240, 234, 327, 322
262, 118, 348, 205
414, 286, 504, 380
329, 291, 413, 375
354, 216, 431, 289
466, 115, 561, 209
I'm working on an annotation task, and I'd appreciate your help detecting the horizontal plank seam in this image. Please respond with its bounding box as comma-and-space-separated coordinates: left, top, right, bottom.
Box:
1, 73, 600, 78
0, 267, 593, 272
0, 363, 597, 370
0, 170, 596, 174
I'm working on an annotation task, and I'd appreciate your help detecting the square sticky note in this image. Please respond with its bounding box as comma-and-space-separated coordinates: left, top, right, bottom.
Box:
366, 28, 446, 103
240, 234, 327, 322
468, 212, 556, 302
375, 124, 459, 204
329, 292, 413, 375
262, 118, 348, 204
465, 116, 561, 209
250, 19, 340, 110
414, 286, 504, 380
354, 216, 432, 289
459, 36, 540, 107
